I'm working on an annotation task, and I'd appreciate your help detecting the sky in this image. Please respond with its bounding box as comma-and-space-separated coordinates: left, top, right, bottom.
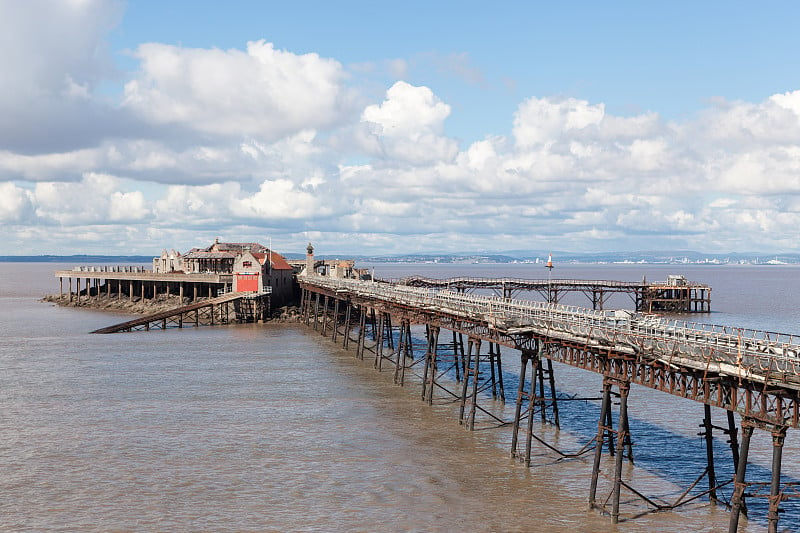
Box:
2, 1, 800, 257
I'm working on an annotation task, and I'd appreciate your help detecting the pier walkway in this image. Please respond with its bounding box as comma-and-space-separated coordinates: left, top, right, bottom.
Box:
91, 291, 268, 333
298, 274, 797, 531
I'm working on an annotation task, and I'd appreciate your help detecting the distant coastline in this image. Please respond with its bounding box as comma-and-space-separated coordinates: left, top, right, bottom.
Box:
0, 255, 155, 263
4, 251, 800, 265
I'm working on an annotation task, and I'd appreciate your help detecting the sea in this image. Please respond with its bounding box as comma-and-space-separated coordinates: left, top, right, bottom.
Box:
1, 261, 799, 532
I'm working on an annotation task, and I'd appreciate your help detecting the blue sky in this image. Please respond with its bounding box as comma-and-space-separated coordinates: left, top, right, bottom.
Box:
2, 1, 800, 256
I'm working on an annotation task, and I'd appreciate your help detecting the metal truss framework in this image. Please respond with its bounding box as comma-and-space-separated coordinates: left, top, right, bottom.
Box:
299, 275, 799, 532
91, 292, 269, 333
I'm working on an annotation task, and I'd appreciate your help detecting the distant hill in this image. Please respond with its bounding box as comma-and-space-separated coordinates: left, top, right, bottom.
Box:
0, 255, 154, 263
3, 250, 800, 265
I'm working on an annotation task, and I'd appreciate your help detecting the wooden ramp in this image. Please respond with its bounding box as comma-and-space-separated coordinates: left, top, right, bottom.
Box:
91, 292, 266, 333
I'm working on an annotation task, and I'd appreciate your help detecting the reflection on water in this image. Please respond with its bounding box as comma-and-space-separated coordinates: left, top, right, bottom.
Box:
1, 262, 798, 531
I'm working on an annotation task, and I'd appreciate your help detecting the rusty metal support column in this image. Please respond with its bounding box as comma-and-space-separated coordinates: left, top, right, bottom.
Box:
374, 312, 385, 370
467, 338, 482, 431
701, 404, 718, 504
422, 326, 439, 405
385, 313, 394, 350
524, 352, 542, 467
340, 300, 350, 347
321, 295, 329, 336
768, 426, 787, 533
312, 292, 320, 331
611, 382, 630, 524
356, 308, 367, 360
458, 338, 475, 423
729, 422, 754, 533
304, 289, 312, 326
537, 356, 547, 423
488, 343, 498, 399
400, 321, 412, 386
546, 358, 559, 428
334, 297, 345, 344
453, 331, 462, 382
394, 319, 407, 385
496, 344, 505, 403
511, 349, 531, 459
590, 378, 613, 509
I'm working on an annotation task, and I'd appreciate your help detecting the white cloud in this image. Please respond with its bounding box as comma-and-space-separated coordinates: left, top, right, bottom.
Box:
359, 81, 459, 165
123, 40, 350, 140
0, 182, 33, 223
32, 173, 150, 225
0, 0, 124, 153
3, 3, 800, 255
513, 96, 605, 148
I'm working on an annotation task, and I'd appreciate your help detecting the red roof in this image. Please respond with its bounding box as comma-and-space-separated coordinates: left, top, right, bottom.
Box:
269, 252, 293, 270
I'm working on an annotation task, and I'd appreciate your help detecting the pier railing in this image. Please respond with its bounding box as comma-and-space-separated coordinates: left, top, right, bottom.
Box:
302, 275, 800, 391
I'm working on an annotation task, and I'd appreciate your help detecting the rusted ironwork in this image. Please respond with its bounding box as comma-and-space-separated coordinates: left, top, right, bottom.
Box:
90, 291, 266, 333
298, 274, 799, 529
396, 275, 711, 313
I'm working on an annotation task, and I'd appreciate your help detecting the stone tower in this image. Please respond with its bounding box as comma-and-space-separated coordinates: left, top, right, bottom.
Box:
306, 242, 314, 276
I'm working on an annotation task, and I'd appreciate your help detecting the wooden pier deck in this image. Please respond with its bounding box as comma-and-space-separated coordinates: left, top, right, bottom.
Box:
91, 291, 268, 333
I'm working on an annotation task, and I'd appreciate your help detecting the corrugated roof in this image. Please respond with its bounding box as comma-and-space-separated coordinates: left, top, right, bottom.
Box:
269, 252, 293, 270
184, 251, 236, 259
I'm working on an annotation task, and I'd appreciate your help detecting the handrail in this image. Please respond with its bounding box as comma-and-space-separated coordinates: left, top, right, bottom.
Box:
299, 275, 800, 388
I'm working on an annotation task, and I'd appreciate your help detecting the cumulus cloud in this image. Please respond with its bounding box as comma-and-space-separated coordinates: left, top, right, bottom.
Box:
0, 0, 126, 154
0, 182, 34, 223
32, 173, 151, 225
4, 2, 800, 255
359, 81, 459, 165
123, 40, 351, 140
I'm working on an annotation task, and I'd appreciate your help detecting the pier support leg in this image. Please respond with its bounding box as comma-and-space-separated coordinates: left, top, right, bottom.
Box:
489, 343, 498, 399
422, 326, 439, 404
331, 298, 339, 342
393, 319, 407, 385
357, 309, 367, 360
459, 338, 475, 422
729, 422, 754, 533
611, 382, 630, 524
321, 295, 329, 336
701, 404, 718, 504
341, 301, 351, 348
312, 293, 320, 331
374, 312, 384, 370
453, 331, 461, 382
467, 338, 482, 430
546, 358, 559, 428
590, 378, 613, 509
768, 426, 786, 533
496, 344, 505, 403
510, 349, 530, 458
524, 353, 542, 467
726, 411, 743, 515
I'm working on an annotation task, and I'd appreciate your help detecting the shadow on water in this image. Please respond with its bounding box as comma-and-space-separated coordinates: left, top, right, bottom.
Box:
401, 328, 800, 530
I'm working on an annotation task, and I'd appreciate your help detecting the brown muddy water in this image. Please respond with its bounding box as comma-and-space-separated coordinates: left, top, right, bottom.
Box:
2, 262, 798, 531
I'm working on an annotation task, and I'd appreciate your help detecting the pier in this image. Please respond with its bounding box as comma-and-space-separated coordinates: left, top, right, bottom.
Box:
398, 274, 711, 313
298, 273, 797, 532
90, 290, 269, 333
55, 266, 234, 304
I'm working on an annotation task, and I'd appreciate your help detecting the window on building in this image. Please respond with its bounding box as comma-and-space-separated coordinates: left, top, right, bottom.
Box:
242, 261, 252, 267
